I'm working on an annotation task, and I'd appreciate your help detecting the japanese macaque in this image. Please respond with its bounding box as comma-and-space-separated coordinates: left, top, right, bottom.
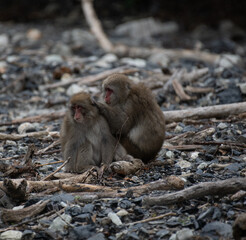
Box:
60, 91, 130, 173
95, 74, 166, 163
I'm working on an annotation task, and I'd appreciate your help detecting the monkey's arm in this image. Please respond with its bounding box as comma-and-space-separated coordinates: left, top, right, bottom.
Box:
95, 102, 132, 135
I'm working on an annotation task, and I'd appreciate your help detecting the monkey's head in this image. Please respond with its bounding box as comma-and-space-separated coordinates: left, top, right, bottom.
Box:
69, 92, 98, 123
102, 74, 131, 106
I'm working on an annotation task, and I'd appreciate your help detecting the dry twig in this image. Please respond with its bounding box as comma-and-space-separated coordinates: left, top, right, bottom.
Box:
143, 178, 246, 206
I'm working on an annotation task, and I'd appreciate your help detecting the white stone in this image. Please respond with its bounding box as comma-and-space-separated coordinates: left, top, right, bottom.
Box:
174, 125, 183, 133
26, 29, 42, 41
0, 34, 9, 48
108, 212, 122, 226
176, 160, 191, 169
217, 122, 227, 130
116, 209, 129, 217
100, 53, 118, 63
166, 151, 174, 159
66, 84, 85, 96
6, 56, 19, 63
45, 55, 63, 64
0, 230, 22, 240
176, 228, 194, 240
238, 83, 246, 94
13, 205, 24, 210
197, 162, 208, 170
18, 122, 36, 134
6, 140, 17, 146
48, 213, 72, 233
121, 58, 146, 68
190, 152, 199, 160
148, 52, 170, 67
216, 54, 241, 69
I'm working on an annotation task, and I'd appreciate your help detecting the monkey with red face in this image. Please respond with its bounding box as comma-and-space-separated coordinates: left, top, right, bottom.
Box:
60, 91, 131, 173
95, 74, 166, 163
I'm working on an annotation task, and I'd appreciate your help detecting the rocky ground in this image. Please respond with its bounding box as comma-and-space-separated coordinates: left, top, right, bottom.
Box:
0, 18, 246, 240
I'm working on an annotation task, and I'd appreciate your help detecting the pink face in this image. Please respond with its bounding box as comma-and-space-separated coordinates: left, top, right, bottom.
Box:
105, 87, 113, 104
72, 105, 83, 121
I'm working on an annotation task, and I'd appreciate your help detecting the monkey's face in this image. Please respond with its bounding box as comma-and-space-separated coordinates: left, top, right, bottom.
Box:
69, 92, 98, 123
103, 81, 130, 106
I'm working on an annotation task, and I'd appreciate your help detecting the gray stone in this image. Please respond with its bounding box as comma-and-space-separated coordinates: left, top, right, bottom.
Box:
0, 34, 9, 48
176, 160, 191, 169
45, 54, 63, 64
217, 122, 227, 130
202, 221, 232, 238
48, 213, 72, 233
176, 228, 194, 240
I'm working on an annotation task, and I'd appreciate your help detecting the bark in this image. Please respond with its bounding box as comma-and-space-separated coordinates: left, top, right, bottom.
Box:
143, 178, 246, 206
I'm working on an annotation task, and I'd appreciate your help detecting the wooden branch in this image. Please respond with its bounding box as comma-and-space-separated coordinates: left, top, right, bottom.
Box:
41, 67, 138, 90
143, 178, 246, 206
164, 102, 246, 123
81, 0, 114, 52
0, 176, 183, 196
1, 200, 49, 223
0, 112, 65, 126
0, 131, 59, 141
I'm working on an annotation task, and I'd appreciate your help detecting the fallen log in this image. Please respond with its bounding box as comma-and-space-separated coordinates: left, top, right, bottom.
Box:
0, 176, 184, 196
1, 102, 245, 127
164, 102, 246, 123
143, 177, 246, 206
41, 66, 138, 90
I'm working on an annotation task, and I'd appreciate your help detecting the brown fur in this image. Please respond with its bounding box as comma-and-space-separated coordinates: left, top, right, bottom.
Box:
60, 91, 130, 173
96, 74, 166, 163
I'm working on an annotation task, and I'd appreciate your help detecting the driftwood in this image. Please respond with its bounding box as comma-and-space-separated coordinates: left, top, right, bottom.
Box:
0, 102, 245, 128
143, 178, 246, 206
0, 131, 59, 141
164, 102, 246, 123
1, 200, 49, 223
0, 176, 184, 197
81, 0, 221, 64
0, 112, 64, 126
41, 66, 138, 90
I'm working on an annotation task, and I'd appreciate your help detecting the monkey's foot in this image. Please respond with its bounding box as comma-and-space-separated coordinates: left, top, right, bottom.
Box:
110, 159, 144, 176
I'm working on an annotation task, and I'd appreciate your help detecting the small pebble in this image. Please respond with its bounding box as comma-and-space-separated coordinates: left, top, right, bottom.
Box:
190, 152, 199, 160
166, 151, 174, 159
217, 122, 228, 130
108, 212, 122, 226
6, 140, 17, 146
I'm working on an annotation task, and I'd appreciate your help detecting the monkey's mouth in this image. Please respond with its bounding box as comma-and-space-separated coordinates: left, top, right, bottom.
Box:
105, 88, 113, 104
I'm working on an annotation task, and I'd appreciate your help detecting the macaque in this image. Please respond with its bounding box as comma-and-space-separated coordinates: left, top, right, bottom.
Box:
60, 91, 130, 173
95, 74, 166, 163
